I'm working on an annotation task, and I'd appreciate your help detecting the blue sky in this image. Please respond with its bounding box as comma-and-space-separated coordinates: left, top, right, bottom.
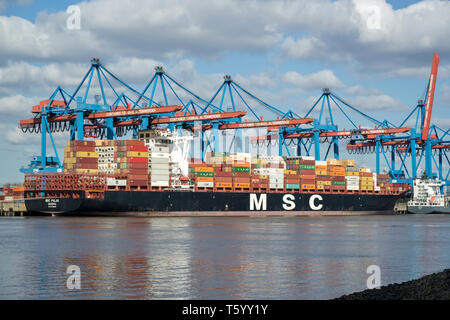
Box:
0, 0, 449, 184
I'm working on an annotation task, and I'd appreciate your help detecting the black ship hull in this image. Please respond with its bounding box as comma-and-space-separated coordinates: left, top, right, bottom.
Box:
25, 190, 404, 216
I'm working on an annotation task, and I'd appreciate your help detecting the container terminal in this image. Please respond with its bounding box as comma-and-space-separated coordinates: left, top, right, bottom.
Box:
2, 54, 448, 216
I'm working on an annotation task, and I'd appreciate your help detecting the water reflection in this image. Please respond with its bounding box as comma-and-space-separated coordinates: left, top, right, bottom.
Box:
0, 215, 450, 299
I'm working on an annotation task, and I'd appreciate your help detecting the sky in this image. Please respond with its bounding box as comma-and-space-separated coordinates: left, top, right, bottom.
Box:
0, 0, 449, 184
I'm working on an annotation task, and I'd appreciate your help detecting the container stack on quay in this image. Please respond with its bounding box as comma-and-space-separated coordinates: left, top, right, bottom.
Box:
0, 186, 25, 201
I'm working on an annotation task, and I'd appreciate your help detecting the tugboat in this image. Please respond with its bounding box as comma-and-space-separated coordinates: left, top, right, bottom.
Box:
407, 178, 449, 214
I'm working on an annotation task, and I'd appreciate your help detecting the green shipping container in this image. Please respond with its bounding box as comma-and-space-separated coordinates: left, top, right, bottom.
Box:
196, 172, 214, 177
332, 181, 345, 185
232, 166, 250, 172
299, 164, 315, 170
286, 183, 300, 189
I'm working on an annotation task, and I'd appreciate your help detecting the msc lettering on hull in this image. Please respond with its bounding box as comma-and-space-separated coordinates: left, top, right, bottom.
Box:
249, 193, 323, 211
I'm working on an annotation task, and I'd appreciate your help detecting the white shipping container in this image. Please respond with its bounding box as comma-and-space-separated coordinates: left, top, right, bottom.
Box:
106, 178, 127, 186
150, 173, 170, 179
150, 152, 170, 158
4, 196, 14, 201
151, 181, 169, 187
197, 181, 214, 188
150, 146, 170, 153
269, 183, 284, 189
315, 160, 327, 166
346, 186, 359, 191
150, 165, 169, 170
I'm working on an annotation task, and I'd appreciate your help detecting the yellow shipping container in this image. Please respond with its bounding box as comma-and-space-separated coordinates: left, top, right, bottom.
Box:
95, 140, 103, 146
315, 170, 328, 176
345, 171, 359, 176
315, 165, 327, 171
75, 169, 98, 174
327, 159, 341, 166
126, 151, 148, 157
259, 174, 268, 179
301, 184, 316, 189
317, 181, 331, 186
284, 170, 297, 175
341, 159, 356, 167
75, 151, 98, 158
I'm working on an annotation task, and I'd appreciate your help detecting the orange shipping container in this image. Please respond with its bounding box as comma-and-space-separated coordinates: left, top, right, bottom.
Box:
196, 176, 214, 182
234, 182, 250, 188
216, 182, 232, 188
195, 166, 214, 173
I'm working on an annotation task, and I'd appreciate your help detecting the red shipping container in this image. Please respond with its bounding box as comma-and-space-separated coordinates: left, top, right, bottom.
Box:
300, 179, 315, 184
128, 174, 148, 180
299, 169, 315, 175
215, 177, 233, 182
284, 174, 300, 179
76, 157, 98, 164
68, 140, 95, 147
301, 174, 315, 180
128, 169, 148, 175
233, 172, 251, 177
128, 157, 148, 163
360, 172, 373, 177
129, 179, 147, 186
123, 140, 145, 146
234, 177, 250, 183
127, 145, 148, 151
215, 172, 232, 177
127, 162, 148, 169
74, 163, 98, 169
73, 146, 96, 152
285, 178, 299, 184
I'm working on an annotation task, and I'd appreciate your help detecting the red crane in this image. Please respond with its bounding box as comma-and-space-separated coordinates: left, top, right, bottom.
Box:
421, 53, 439, 141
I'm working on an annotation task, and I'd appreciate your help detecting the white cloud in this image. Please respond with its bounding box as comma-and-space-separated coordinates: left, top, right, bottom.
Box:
0, 94, 36, 118
279, 0, 450, 74
283, 70, 345, 90
345, 93, 406, 111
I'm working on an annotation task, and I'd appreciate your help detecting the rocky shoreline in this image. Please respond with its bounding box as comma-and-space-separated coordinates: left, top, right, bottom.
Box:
336, 269, 450, 300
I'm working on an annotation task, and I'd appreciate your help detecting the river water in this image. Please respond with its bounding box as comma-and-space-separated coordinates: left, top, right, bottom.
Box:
1, 215, 450, 299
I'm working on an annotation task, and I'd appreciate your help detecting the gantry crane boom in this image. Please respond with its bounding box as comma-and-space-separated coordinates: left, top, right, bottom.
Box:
19, 105, 182, 128
421, 53, 439, 141
284, 128, 410, 139
148, 111, 246, 125
219, 118, 313, 130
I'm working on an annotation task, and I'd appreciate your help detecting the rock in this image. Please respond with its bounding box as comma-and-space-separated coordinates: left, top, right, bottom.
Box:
336, 269, 450, 300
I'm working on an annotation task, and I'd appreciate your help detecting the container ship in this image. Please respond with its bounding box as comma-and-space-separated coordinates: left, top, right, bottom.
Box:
23, 130, 409, 216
